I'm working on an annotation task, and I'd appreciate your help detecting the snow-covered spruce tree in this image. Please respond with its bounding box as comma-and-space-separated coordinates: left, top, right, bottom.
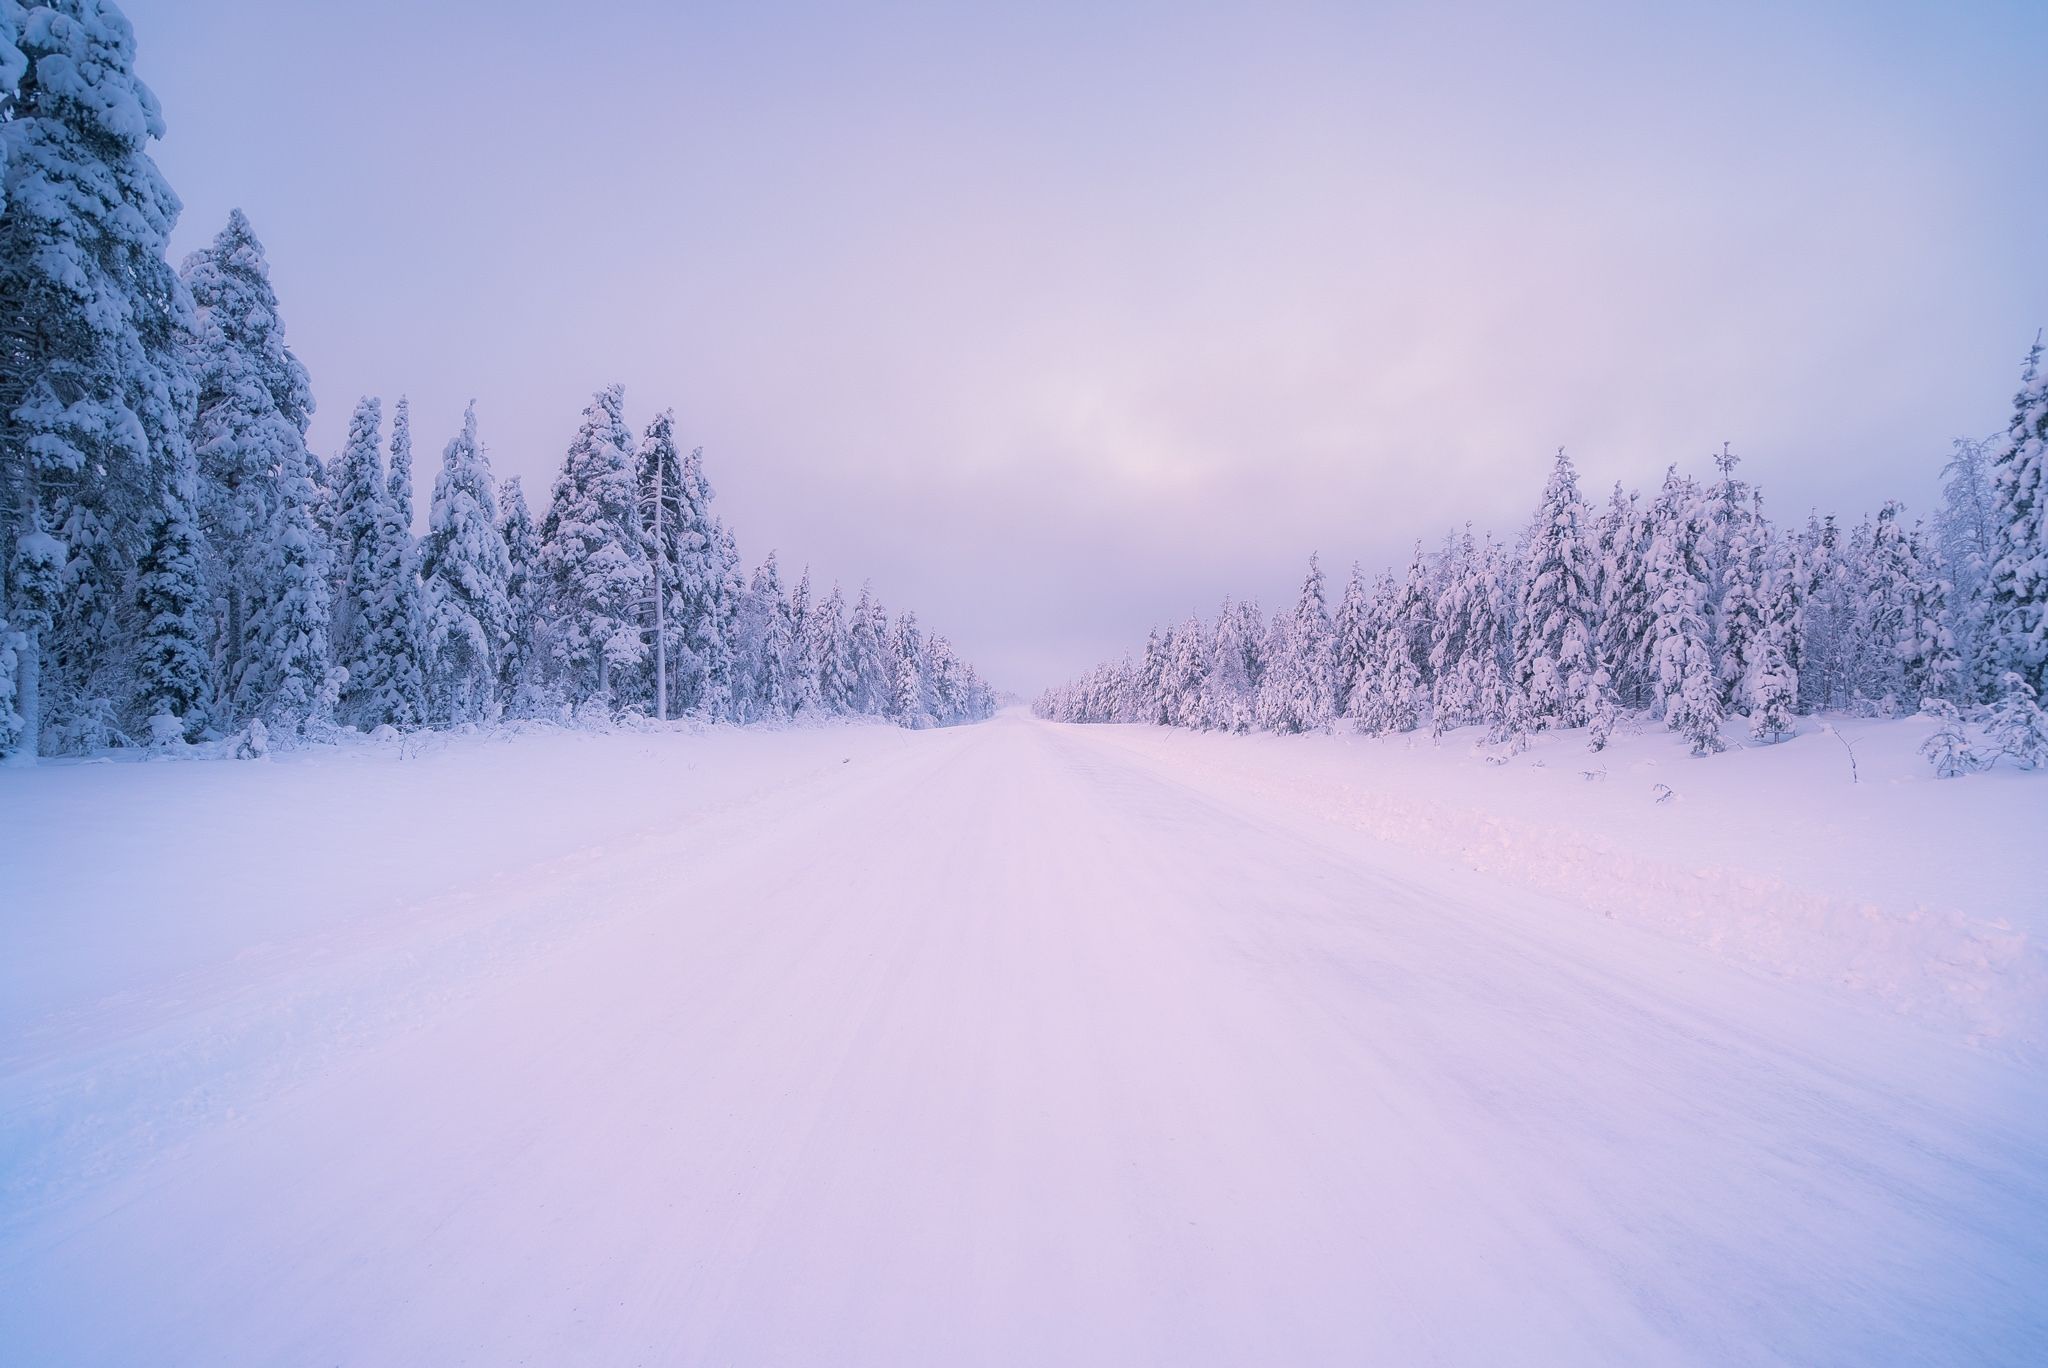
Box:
344, 462, 427, 733
1260, 553, 1335, 733
131, 486, 210, 742
386, 396, 416, 538
539, 385, 652, 713
787, 567, 824, 715
813, 581, 853, 715
419, 402, 511, 726
1918, 698, 1982, 778
0, 0, 196, 760
1512, 448, 1597, 730
1796, 514, 1856, 713
1333, 563, 1371, 720
703, 522, 746, 720
181, 209, 314, 722
1395, 542, 1437, 712
1430, 528, 1514, 737
1900, 519, 1962, 706
890, 610, 934, 728
1646, 467, 1723, 754
1161, 615, 1209, 728
1936, 435, 1997, 699
1353, 570, 1421, 735
1204, 596, 1255, 732
1746, 529, 1799, 743
1985, 672, 2048, 769
1984, 340, 2047, 699
845, 582, 888, 716
329, 398, 384, 713
732, 550, 797, 722
233, 432, 334, 736
1715, 489, 1767, 717
495, 475, 543, 716
1593, 482, 1654, 709
1139, 626, 1168, 725
635, 411, 694, 719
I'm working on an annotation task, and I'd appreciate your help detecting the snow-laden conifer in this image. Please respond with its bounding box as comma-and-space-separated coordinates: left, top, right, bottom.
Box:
420, 403, 511, 725
1513, 449, 1598, 729
1, 0, 195, 759
539, 385, 651, 710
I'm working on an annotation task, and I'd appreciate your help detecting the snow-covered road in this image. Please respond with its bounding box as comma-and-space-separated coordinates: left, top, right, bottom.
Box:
4, 715, 2044, 1365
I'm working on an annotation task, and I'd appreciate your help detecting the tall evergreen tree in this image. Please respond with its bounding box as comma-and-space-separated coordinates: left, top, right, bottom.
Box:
1936, 435, 1997, 697
1513, 449, 1598, 729
234, 434, 333, 735
386, 396, 416, 537
1646, 468, 1723, 753
813, 581, 853, 714
420, 402, 511, 725
496, 475, 542, 717
330, 398, 385, 707
181, 209, 314, 721
1985, 340, 2047, 698
539, 384, 650, 710
131, 489, 210, 742
1259, 553, 1335, 733
1594, 482, 1654, 709
1, 0, 196, 759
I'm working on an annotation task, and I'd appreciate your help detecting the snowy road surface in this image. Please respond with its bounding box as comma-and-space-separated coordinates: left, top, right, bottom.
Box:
3, 715, 2044, 1365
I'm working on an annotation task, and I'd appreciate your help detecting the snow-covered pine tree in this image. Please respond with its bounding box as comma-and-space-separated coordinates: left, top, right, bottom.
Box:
1140, 626, 1168, 726
1899, 518, 1961, 706
1646, 467, 1723, 754
233, 433, 334, 736
846, 582, 888, 715
330, 398, 385, 715
131, 488, 211, 742
1259, 553, 1335, 733
539, 385, 651, 712
704, 522, 746, 720
813, 581, 853, 714
787, 567, 823, 715
891, 610, 934, 728
1333, 563, 1371, 720
345, 465, 427, 732
420, 402, 512, 726
1985, 340, 2047, 698
1746, 529, 1799, 743
1397, 542, 1438, 710
387, 396, 416, 538
635, 411, 692, 720
1985, 672, 2048, 769
181, 209, 315, 723
1204, 596, 1254, 732
733, 551, 796, 721
1, 0, 196, 760
496, 475, 543, 717
1430, 527, 1514, 737
1161, 615, 1209, 728
1918, 698, 1981, 778
1797, 514, 1855, 713
1512, 448, 1597, 730
1936, 435, 1997, 698
1715, 489, 1767, 716
1593, 482, 1654, 709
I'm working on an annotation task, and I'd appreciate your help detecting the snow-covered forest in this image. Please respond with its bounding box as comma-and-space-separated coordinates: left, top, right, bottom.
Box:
1038, 407, 2048, 775
0, 6, 994, 765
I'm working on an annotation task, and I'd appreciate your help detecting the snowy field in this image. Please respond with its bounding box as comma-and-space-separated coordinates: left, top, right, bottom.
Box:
3, 712, 2045, 1365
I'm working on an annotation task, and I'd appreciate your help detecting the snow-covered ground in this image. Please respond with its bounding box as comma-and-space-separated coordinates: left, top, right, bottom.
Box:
2, 713, 2044, 1364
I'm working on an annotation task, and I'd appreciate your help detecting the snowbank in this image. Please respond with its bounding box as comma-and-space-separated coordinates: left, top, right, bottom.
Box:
1076, 712, 2048, 1052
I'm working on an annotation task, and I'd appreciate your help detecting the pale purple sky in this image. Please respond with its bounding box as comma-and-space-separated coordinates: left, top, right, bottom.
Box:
131, 0, 2047, 691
